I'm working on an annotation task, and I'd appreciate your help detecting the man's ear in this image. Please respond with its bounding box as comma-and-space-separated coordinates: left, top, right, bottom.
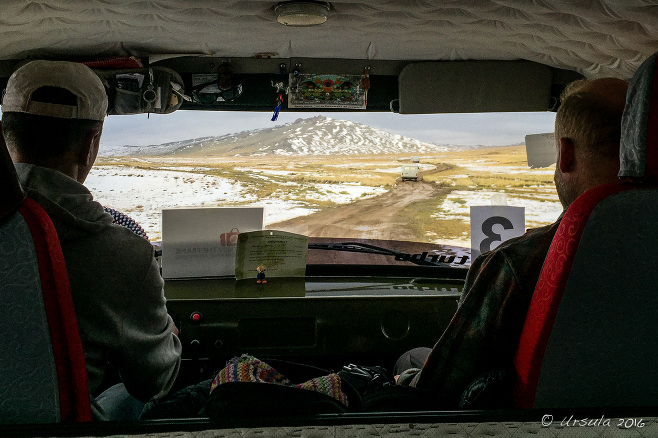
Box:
558, 137, 575, 174
0, 120, 5, 149
78, 130, 101, 167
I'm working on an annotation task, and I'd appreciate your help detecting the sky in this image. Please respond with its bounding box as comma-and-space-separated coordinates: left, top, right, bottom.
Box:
99, 110, 557, 149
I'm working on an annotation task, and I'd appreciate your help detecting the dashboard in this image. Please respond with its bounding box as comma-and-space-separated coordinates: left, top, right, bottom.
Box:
165, 263, 466, 383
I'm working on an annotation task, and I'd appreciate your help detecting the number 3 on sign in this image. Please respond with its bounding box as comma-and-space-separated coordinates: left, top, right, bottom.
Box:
470, 206, 525, 260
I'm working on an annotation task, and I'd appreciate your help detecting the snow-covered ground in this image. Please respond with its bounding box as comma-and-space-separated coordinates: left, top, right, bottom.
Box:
86, 167, 251, 240
432, 189, 562, 223
372, 163, 435, 174
303, 182, 387, 202
245, 198, 317, 225
456, 161, 556, 176
86, 165, 387, 240
86, 159, 562, 245
429, 189, 563, 247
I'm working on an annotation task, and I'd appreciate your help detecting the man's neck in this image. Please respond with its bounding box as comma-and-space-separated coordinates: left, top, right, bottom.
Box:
12, 153, 86, 184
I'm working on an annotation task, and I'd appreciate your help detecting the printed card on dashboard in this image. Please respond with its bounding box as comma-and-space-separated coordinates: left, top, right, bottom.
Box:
234, 230, 308, 280
161, 207, 263, 278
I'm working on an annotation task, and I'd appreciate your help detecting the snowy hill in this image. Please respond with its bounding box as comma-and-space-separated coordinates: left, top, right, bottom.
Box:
101, 116, 457, 157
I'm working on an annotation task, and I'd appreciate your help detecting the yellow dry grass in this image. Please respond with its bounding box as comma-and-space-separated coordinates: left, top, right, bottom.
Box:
96, 145, 559, 245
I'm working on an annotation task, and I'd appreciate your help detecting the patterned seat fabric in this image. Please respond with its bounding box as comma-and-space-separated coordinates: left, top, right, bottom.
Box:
0, 138, 91, 423
0, 134, 23, 220
513, 52, 658, 408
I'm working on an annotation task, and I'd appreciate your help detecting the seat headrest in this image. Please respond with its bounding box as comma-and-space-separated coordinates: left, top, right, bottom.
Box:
0, 133, 25, 221
619, 51, 658, 184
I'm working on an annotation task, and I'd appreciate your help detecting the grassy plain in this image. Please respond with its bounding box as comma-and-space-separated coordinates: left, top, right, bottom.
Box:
94, 145, 561, 245
395, 146, 559, 243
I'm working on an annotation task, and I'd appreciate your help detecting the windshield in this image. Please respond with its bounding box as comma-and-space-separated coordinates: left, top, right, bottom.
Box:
87, 110, 562, 252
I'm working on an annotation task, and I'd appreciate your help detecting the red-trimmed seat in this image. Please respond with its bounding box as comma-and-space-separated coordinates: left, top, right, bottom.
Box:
0, 138, 91, 423
513, 52, 658, 408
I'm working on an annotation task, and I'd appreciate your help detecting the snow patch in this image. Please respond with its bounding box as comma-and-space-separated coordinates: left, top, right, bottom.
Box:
431, 189, 562, 226
86, 166, 250, 240
304, 183, 387, 203
86, 166, 388, 241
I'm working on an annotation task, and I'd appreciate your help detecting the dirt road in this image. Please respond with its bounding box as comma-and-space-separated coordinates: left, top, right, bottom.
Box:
270, 179, 449, 240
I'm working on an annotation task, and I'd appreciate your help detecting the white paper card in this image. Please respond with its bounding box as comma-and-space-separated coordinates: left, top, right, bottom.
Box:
161, 207, 263, 278
470, 206, 525, 260
525, 133, 557, 168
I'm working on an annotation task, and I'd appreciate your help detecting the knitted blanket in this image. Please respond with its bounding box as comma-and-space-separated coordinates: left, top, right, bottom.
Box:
210, 355, 348, 407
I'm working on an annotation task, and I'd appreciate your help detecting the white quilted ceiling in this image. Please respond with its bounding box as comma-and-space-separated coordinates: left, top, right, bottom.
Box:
0, 0, 657, 78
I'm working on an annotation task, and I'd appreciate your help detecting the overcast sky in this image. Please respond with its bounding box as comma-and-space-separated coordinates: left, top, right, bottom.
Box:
99, 110, 557, 149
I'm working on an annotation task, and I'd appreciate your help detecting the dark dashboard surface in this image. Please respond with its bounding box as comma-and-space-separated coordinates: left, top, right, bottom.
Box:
165, 263, 466, 377
164, 270, 464, 300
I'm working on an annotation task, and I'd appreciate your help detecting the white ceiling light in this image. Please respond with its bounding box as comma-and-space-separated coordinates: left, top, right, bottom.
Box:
276, 1, 330, 26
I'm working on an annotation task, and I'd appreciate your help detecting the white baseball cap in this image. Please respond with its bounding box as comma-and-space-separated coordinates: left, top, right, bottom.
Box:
2, 60, 107, 121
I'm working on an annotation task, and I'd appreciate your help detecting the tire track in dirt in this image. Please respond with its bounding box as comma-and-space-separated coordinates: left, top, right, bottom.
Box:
270, 176, 450, 240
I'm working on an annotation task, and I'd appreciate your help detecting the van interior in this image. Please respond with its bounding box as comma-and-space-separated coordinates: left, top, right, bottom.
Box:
0, 1, 657, 436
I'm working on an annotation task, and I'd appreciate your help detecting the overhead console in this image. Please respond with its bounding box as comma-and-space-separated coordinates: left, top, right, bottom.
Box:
151, 57, 582, 114
154, 56, 401, 113
0, 57, 582, 115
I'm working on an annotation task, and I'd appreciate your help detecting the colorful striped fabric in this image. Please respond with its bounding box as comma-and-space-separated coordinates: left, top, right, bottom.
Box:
211, 355, 348, 407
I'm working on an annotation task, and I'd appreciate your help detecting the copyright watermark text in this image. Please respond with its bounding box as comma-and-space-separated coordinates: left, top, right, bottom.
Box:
541, 414, 645, 428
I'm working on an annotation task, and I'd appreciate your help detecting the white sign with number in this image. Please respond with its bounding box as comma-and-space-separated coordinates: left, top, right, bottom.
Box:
470, 206, 525, 260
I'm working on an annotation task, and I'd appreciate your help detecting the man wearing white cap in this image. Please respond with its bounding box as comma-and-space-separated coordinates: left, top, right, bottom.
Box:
1, 60, 181, 420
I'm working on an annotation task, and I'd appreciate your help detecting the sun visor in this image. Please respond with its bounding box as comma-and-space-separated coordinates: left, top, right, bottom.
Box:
398, 61, 554, 114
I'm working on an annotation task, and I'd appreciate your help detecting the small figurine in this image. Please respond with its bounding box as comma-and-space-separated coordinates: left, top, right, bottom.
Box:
256, 265, 267, 284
